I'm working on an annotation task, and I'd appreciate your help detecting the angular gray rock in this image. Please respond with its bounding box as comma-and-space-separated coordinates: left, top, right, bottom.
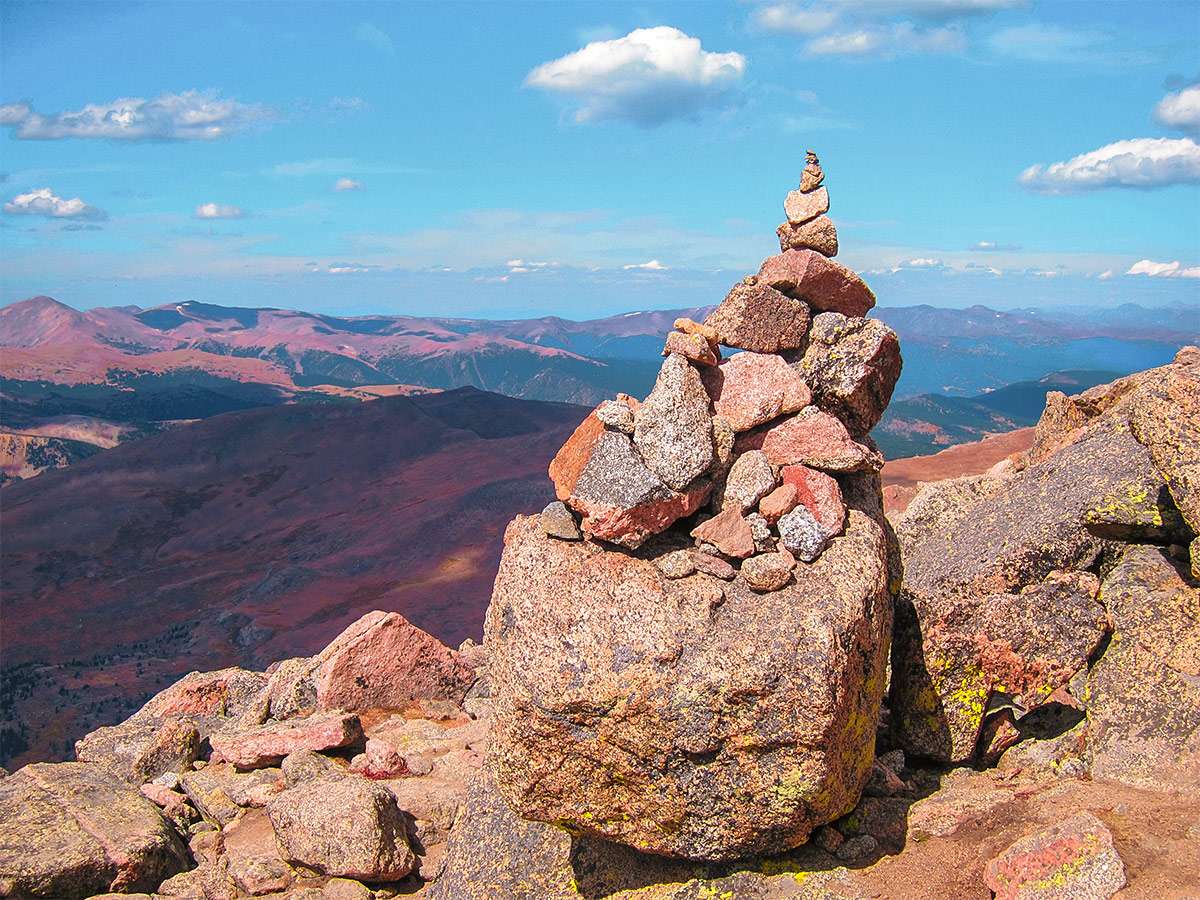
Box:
719, 449, 777, 512
74, 717, 200, 785
777, 216, 838, 257
633, 353, 715, 491
777, 504, 832, 563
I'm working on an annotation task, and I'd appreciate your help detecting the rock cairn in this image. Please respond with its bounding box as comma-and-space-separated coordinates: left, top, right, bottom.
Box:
486, 159, 905, 861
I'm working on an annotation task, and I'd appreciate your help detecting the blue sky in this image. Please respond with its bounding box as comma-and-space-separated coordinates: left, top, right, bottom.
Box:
1, 0, 1197, 319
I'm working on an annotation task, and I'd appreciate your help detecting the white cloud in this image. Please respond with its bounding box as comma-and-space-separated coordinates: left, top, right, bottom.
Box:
525, 26, 746, 126
1019, 138, 1200, 193
903, 257, 945, 267
971, 240, 1021, 251
0, 91, 275, 141
807, 21, 966, 57
1098, 270, 1113, 279
334, 178, 363, 192
3, 187, 107, 219
752, 5, 840, 35
1153, 84, 1200, 137
624, 260, 669, 270
194, 202, 245, 219
357, 23, 395, 55
1126, 259, 1200, 278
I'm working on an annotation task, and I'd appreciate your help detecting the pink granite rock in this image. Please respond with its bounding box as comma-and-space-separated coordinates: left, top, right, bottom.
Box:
703, 279, 811, 353
985, 812, 1126, 900
210, 713, 363, 769
700, 351, 812, 433
735, 407, 883, 472
784, 186, 829, 225
781, 465, 846, 536
757, 250, 876, 318
777, 216, 838, 256
691, 508, 755, 559
315, 611, 477, 712
740, 550, 795, 592
137, 667, 268, 719
550, 409, 712, 548
663, 330, 719, 366
758, 483, 799, 524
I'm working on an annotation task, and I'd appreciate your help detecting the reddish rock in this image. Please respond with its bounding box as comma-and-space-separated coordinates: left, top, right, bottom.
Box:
699, 351, 811, 433
784, 186, 829, 225
315, 610, 476, 712
985, 812, 1126, 900
551, 408, 712, 548
268, 777, 415, 881
691, 508, 755, 559
693, 552, 736, 580
703, 279, 811, 353
797, 312, 902, 435
736, 407, 883, 472
137, 667, 268, 719
777, 215, 838, 256
210, 713, 363, 769
781, 465, 846, 536
673, 317, 720, 350
758, 483, 799, 524
757, 250, 876, 318
662, 330, 719, 366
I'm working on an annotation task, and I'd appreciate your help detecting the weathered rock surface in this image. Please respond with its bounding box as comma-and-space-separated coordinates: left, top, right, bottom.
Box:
550, 408, 712, 548
700, 351, 811, 433
0, 761, 188, 898
662, 329, 719, 366
777, 215, 838, 257
784, 186, 829, 225
540, 499, 582, 540
777, 504, 832, 563
794, 312, 902, 435
703, 280, 811, 353
633, 353, 715, 491
1086, 544, 1200, 796
781, 464, 845, 536
485, 492, 892, 860
210, 712, 363, 769
719, 449, 777, 512
891, 569, 1108, 763
758, 250, 876, 318
736, 407, 883, 472
74, 717, 200, 785
984, 812, 1126, 900
267, 776, 415, 881
136, 667, 268, 720
740, 549, 795, 592
690, 507, 756, 559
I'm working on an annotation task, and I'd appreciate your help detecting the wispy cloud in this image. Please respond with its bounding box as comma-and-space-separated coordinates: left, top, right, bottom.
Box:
988, 23, 1161, 65
334, 178, 363, 192
356, 23, 395, 55
806, 21, 965, 58
624, 259, 669, 270
1019, 137, 1200, 193
3, 187, 107, 219
0, 91, 276, 141
1153, 83, 1200, 137
525, 26, 746, 126
271, 158, 423, 177
194, 202, 245, 219
1126, 259, 1200, 278
971, 240, 1021, 251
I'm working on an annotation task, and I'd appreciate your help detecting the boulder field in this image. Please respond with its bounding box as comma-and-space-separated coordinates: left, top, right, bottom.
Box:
2, 159, 1197, 900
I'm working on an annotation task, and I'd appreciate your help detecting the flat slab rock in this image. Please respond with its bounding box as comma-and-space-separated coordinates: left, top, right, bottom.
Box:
484, 477, 892, 861
0, 761, 189, 899
985, 812, 1126, 900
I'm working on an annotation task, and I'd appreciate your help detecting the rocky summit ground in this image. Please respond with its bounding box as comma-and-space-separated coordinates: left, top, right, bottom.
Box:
2, 168, 1197, 900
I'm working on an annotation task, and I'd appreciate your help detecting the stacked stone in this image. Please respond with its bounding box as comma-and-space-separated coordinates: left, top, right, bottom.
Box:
777, 150, 838, 257
486, 159, 905, 864
543, 156, 901, 591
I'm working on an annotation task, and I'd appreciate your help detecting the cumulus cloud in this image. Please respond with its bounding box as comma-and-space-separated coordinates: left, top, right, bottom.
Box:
1019, 138, 1200, 193
3, 187, 107, 219
0, 91, 275, 141
334, 178, 363, 192
624, 260, 669, 270
525, 26, 746, 126
1126, 259, 1200, 278
194, 202, 245, 219
1153, 84, 1200, 136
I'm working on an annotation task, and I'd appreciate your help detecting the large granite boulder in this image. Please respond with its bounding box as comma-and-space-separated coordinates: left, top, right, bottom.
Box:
702, 279, 811, 353
0, 762, 188, 898
1086, 544, 1200, 796
485, 471, 892, 861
